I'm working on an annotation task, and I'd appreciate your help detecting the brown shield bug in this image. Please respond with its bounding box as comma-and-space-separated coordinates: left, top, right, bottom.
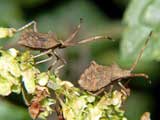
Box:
16, 20, 112, 72
78, 32, 152, 93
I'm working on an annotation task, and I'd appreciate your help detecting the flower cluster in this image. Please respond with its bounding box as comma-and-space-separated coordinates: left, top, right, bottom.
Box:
0, 48, 55, 119
56, 82, 127, 120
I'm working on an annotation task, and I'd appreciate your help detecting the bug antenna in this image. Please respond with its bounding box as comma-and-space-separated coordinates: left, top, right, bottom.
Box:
130, 31, 152, 72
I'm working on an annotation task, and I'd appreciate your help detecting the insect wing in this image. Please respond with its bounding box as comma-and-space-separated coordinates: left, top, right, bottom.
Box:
18, 29, 57, 49
78, 61, 111, 91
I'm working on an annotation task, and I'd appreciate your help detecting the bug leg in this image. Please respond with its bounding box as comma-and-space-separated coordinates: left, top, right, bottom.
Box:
109, 85, 113, 94
32, 49, 52, 59
63, 35, 112, 47
48, 51, 66, 74
33, 49, 53, 65
118, 82, 130, 96
64, 18, 82, 44
54, 64, 65, 75
17, 21, 38, 32
61, 35, 113, 47
94, 88, 105, 95
123, 79, 131, 86
77, 35, 112, 45
35, 56, 53, 65
87, 88, 105, 96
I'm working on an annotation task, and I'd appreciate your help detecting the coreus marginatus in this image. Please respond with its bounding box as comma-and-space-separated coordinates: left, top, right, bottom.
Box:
78, 32, 152, 93
16, 20, 112, 72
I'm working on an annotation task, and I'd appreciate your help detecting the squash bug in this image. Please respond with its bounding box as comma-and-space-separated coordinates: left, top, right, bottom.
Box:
78, 32, 152, 94
16, 20, 112, 72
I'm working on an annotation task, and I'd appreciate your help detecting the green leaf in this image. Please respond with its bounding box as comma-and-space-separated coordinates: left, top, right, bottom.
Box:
123, 0, 152, 26
0, 99, 30, 120
121, 0, 160, 61
0, 1, 23, 26
124, 92, 153, 120
142, 0, 160, 27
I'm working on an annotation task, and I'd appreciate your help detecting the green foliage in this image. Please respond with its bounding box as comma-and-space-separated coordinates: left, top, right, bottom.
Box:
0, 48, 128, 120
0, 0, 23, 26
121, 0, 160, 61
0, 100, 30, 120
0, 48, 55, 119
37, 0, 111, 36
124, 92, 153, 120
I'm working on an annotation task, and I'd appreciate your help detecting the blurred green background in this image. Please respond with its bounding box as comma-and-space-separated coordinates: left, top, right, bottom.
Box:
0, 0, 159, 120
